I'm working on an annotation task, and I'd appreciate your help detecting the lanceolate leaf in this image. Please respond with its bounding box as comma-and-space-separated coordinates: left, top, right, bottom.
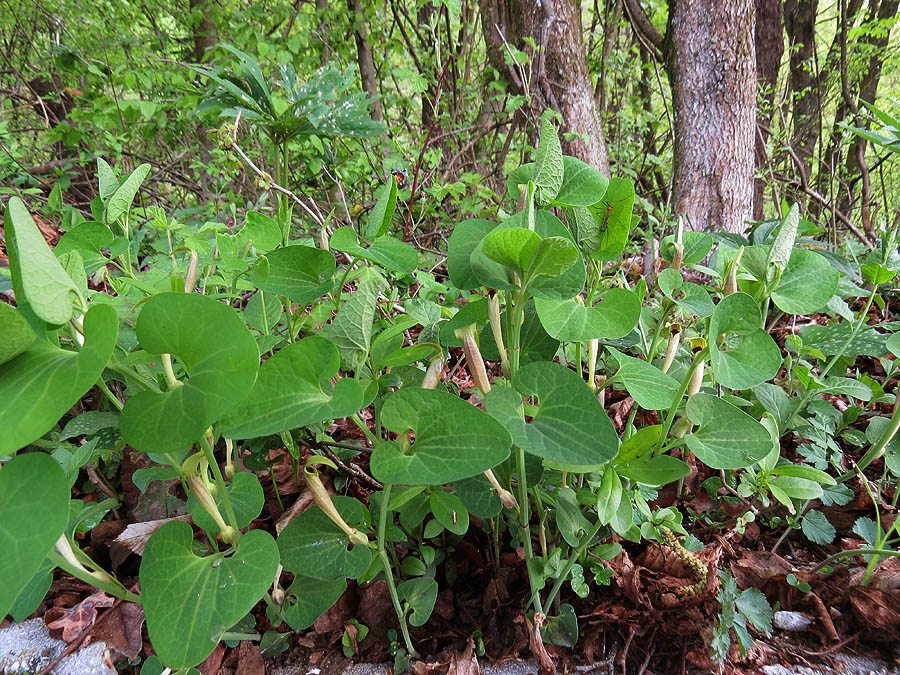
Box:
4, 197, 82, 325
219, 337, 364, 439
0, 304, 118, 454
0, 453, 69, 619
319, 268, 385, 368
120, 293, 259, 453
370, 388, 511, 485
766, 203, 800, 278
140, 522, 279, 669
532, 118, 564, 202
365, 178, 399, 239
106, 163, 151, 224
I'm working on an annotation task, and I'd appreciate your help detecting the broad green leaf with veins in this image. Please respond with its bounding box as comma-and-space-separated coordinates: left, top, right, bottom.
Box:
219, 337, 364, 439
0, 304, 118, 454
119, 293, 258, 453
0, 453, 69, 619
370, 388, 511, 485
140, 522, 279, 669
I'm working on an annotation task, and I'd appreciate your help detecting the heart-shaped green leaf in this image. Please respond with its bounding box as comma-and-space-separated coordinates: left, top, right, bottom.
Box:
237, 211, 282, 252
453, 475, 502, 518
534, 288, 640, 341
448, 219, 497, 290
0, 304, 118, 454
657, 268, 714, 317
513, 361, 619, 466
5, 196, 81, 324
331, 227, 418, 274
685, 394, 771, 469
250, 245, 335, 304
54, 222, 114, 274
606, 347, 680, 410
278, 496, 373, 581
219, 337, 364, 439
397, 577, 438, 627
189, 471, 264, 534
770, 249, 839, 315
429, 490, 469, 535
0, 453, 68, 619
370, 388, 511, 485
482, 227, 542, 274
551, 156, 609, 208
0, 303, 36, 366
708, 293, 782, 389
281, 576, 347, 631
120, 293, 259, 453
140, 521, 279, 668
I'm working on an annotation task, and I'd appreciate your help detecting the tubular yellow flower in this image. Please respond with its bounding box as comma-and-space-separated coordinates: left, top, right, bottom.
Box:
305, 464, 369, 547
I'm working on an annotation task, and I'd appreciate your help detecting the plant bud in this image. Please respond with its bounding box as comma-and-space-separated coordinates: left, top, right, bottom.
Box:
305, 465, 369, 547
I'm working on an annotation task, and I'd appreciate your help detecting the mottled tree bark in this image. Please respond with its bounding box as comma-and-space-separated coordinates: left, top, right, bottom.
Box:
665, 0, 757, 234
783, 0, 819, 178
480, 0, 610, 175
188, 0, 217, 63
349, 0, 382, 123
753, 0, 783, 219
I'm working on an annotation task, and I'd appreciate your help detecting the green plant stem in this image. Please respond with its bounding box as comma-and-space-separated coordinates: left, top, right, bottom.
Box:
199, 433, 241, 538
809, 548, 900, 575
517, 447, 544, 615
108, 359, 162, 393
377, 483, 417, 658
334, 256, 363, 310
95, 377, 124, 411
838, 393, 900, 482
351, 413, 379, 446
653, 347, 708, 454
542, 518, 605, 609
646, 301, 675, 362
47, 548, 141, 604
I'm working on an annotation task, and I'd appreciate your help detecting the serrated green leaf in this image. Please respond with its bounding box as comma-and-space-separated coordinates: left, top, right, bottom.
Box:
736, 587, 773, 635
801, 509, 835, 545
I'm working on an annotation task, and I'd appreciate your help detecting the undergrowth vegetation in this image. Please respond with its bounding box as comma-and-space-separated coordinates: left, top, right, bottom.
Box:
1, 16, 900, 675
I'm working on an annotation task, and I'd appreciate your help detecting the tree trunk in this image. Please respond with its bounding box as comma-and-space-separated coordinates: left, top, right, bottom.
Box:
481, 0, 610, 174
783, 0, 819, 178
752, 0, 783, 219
665, 0, 757, 234
188, 0, 217, 63
348, 0, 382, 123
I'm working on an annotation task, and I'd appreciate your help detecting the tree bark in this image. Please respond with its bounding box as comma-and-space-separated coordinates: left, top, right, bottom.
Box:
188, 0, 217, 63
783, 0, 819, 177
480, 0, 610, 174
348, 0, 382, 123
665, 0, 757, 234
752, 0, 783, 219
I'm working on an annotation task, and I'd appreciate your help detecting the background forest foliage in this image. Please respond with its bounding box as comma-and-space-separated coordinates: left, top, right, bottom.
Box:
1, 0, 898, 243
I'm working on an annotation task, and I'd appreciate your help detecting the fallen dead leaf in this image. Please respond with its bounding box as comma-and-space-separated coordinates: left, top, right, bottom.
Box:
90, 602, 145, 660
46, 591, 114, 642
448, 636, 480, 675
114, 515, 192, 556
234, 641, 265, 675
